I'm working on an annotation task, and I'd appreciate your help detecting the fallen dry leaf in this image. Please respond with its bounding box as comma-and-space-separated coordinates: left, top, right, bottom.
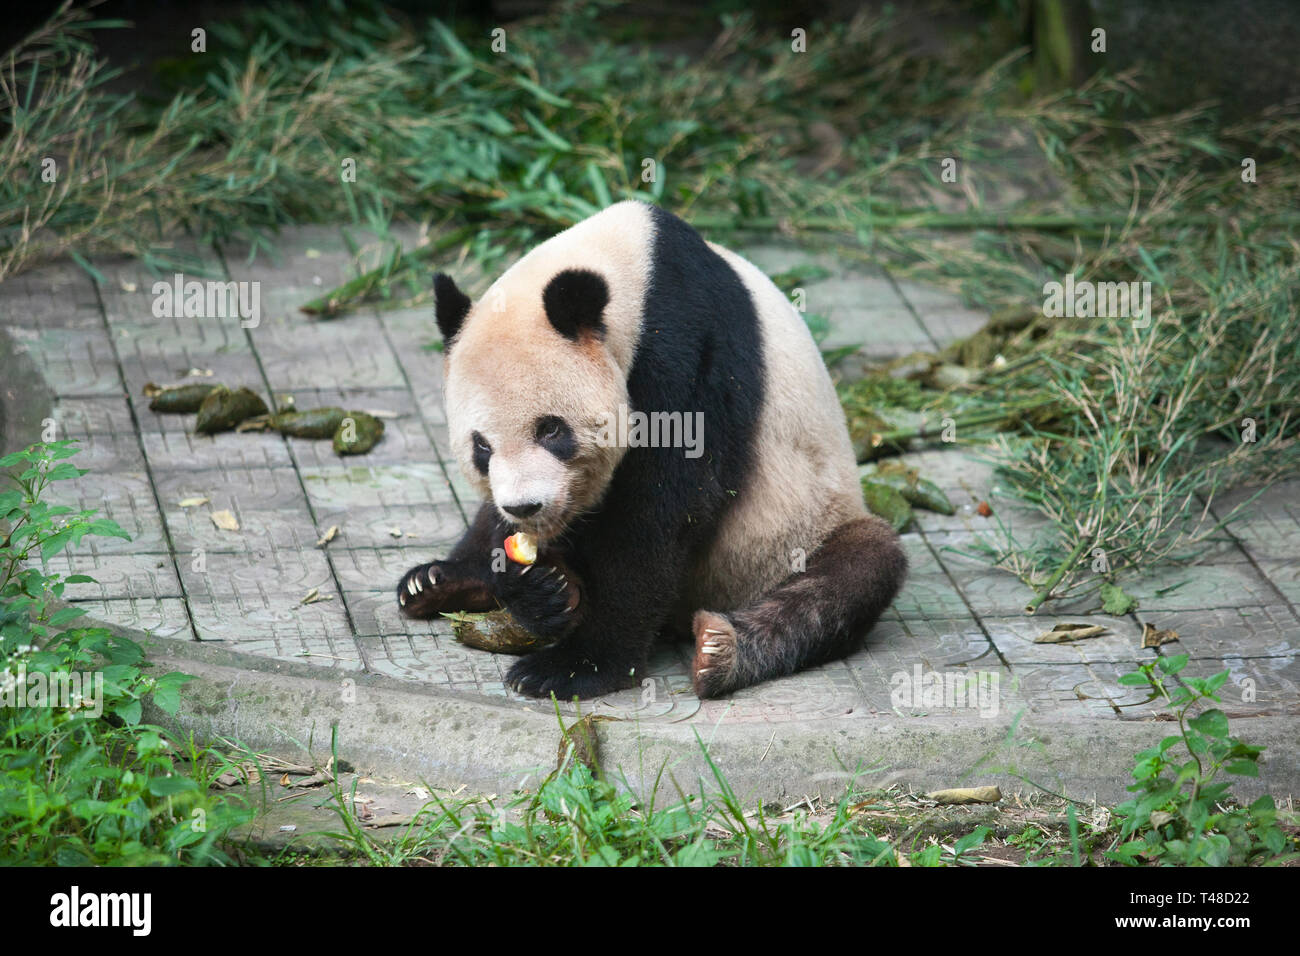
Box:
1142, 623, 1180, 647
1035, 623, 1108, 644
178, 496, 210, 508
300, 588, 333, 605
210, 509, 239, 531
212, 763, 262, 790
316, 525, 339, 548
288, 770, 332, 789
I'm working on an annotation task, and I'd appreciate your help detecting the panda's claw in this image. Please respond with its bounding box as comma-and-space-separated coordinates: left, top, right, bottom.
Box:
497, 561, 581, 639
397, 560, 494, 620
691, 612, 739, 699
503, 646, 634, 699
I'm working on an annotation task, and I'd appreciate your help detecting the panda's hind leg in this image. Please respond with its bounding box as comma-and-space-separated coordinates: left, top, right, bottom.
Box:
690, 516, 907, 698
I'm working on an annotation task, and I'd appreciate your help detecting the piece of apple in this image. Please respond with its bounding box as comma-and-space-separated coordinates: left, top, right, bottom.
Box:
503, 532, 537, 565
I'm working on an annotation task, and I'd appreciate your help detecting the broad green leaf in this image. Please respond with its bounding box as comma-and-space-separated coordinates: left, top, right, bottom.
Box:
148, 776, 199, 796
48, 606, 88, 628
1157, 654, 1189, 674
1188, 708, 1229, 739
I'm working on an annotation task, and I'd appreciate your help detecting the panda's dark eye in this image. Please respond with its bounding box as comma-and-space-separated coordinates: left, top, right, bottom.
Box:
471, 431, 492, 474
535, 416, 576, 460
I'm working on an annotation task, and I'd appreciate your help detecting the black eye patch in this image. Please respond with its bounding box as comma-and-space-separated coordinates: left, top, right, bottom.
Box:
471, 431, 492, 474
535, 416, 576, 461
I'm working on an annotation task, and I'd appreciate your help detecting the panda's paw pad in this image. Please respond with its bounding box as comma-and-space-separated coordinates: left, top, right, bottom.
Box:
691, 611, 738, 699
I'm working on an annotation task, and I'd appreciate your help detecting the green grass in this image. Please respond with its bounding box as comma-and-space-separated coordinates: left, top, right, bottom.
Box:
1, 442, 1294, 865
240, 708, 1297, 867
0, 442, 257, 864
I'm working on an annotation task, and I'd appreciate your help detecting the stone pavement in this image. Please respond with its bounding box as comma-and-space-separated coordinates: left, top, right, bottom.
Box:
2, 225, 1297, 804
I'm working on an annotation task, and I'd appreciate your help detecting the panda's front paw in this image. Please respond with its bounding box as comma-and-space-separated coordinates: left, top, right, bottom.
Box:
504, 646, 633, 700
495, 563, 580, 638
397, 561, 494, 619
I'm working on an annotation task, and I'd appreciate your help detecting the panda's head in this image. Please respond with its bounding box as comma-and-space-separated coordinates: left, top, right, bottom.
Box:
434, 268, 629, 541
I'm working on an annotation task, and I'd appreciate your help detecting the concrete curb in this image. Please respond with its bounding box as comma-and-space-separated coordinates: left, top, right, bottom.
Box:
136, 632, 1300, 807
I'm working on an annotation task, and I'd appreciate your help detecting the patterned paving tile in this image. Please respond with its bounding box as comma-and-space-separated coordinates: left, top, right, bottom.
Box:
1130, 606, 1300, 659
177, 547, 334, 600
983, 614, 1153, 665
49, 469, 168, 555
187, 590, 361, 669
5, 325, 122, 396
1173, 654, 1300, 717
1008, 660, 1164, 717
354, 628, 515, 693
309, 503, 468, 552
8, 228, 1300, 731
141, 427, 296, 472
151, 466, 317, 555
58, 597, 193, 641
37, 552, 183, 602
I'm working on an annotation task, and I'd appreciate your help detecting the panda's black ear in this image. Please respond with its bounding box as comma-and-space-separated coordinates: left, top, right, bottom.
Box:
434, 273, 472, 344
542, 269, 609, 341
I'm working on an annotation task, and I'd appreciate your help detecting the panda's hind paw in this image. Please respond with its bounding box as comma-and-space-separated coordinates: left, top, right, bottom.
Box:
504, 646, 630, 700
691, 611, 740, 698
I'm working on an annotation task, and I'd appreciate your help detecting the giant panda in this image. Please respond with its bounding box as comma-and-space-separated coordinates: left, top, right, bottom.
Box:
398, 200, 907, 700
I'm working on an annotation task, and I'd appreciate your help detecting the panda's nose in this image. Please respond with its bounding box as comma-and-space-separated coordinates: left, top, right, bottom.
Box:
503, 502, 542, 519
